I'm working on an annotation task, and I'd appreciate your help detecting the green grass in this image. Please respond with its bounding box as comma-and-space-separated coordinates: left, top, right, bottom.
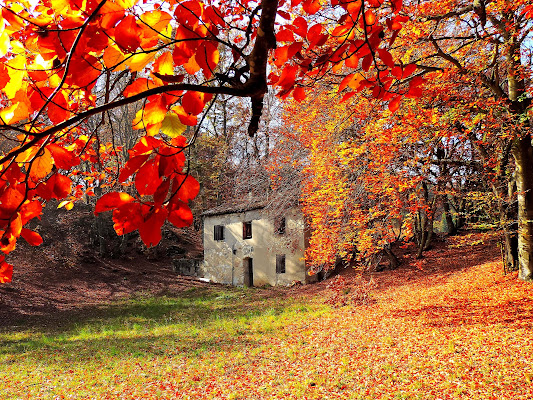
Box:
0, 288, 328, 399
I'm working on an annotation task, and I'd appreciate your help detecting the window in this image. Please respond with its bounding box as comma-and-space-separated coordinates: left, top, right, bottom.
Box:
243, 221, 252, 239
214, 225, 224, 241
276, 254, 286, 274
275, 217, 286, 235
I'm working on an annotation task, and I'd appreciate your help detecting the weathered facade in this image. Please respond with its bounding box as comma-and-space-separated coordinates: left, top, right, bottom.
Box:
202, 204, 308, 286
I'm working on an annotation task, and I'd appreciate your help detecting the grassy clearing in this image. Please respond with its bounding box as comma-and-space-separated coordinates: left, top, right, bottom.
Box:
1, 260, 533, 399
0, 288, 328, 399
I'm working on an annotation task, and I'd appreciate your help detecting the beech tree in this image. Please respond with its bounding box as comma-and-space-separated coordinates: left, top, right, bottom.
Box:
0, 0, 531, 283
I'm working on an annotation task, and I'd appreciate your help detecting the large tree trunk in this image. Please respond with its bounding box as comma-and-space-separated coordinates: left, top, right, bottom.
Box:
512, 134, 533, 281
442, 194, 457, 235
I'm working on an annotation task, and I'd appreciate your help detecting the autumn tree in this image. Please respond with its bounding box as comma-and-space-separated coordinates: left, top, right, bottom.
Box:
0, 0, 530, 284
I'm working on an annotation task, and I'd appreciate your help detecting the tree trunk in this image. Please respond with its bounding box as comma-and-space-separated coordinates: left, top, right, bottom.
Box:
383, 246, 399, 269
512, 134, 533, 281
442, 194, 457, 235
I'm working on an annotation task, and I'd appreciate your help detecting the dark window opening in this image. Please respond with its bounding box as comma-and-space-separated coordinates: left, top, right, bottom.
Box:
276, 217, 286, 235
276, 254, 286, 274
243, 221, 252, 239
214, 225, 224, 241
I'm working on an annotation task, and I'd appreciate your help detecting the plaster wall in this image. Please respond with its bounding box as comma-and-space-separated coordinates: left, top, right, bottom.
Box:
202, 208, 307, 286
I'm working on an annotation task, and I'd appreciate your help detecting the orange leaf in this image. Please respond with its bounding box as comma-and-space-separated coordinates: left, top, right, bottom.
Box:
123, 78, 158, 98
364, 10, 376, 25
94, 192, 135, 215
29, 148, 53, 182
47, 143, 79, 170
0, 186, 24, 214
0, 256, 13, 283
20, 228, 43, 246
195, 42, 219, 79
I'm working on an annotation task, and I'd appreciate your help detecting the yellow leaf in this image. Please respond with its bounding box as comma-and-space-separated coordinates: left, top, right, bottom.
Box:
29, 148, 53, 181
4, 56, 25, 99
154, 52, 174, 75
58, 200, 74, 210
161, 113, 186, 138
0, 21, 11, 58
126, 52, 156, 72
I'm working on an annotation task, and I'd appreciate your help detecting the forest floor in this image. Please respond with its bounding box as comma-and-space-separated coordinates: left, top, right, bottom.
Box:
1, 228, 533, 399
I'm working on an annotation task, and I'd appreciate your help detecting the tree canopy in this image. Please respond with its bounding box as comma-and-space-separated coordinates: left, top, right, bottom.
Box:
0, 0, 532, 283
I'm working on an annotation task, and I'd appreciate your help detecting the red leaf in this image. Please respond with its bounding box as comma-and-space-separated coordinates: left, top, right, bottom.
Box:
114, 15, 142, 53
276, 65, 298, 90
307, 24, 323, 45
138, 207, 168, 247
66, 54, 101, 88
303, 0, 321, 15
154, 179, 171, 205
174, 175, 200, 202
20, 228, 43, 246
49, 174, 72, 199
388, 95, 402, 112
168, 200, 193, 228
292, 17, 308, 38
276, 29, 294, 42
402, 63, 418, 78
112, 202, 143, 235
377, 49, 395, 68
182, 91, 205, 115
0, 256, 13, 283
119, 154, 150, 182
47, 143, 79, 170
94, 192, 135, 215
362, 54, 373, 71
135, 159, 162, 195
293, 86, 306, 102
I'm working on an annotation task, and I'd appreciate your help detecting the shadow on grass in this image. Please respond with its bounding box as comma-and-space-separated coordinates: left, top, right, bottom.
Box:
0, 288, 313, 364
389, 297, 533, 329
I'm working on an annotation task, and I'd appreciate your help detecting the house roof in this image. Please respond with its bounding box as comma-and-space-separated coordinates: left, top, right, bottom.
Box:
202, 199, 267, 217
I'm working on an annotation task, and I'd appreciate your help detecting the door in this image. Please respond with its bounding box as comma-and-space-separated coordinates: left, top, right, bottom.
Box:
243, 257, 253, 287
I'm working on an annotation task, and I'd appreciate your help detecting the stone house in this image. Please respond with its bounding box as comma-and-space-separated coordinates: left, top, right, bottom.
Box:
201, 202, 310, 286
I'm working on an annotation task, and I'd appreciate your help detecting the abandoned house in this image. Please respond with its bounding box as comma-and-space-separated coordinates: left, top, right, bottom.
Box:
201, 202, 310, 286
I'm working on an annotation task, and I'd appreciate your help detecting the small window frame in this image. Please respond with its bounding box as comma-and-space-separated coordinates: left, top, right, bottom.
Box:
214, 225, 225, 241
243, 221, 252, 239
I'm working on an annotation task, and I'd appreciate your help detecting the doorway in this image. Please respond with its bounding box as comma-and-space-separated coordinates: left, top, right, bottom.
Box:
243, 257, 253, 287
